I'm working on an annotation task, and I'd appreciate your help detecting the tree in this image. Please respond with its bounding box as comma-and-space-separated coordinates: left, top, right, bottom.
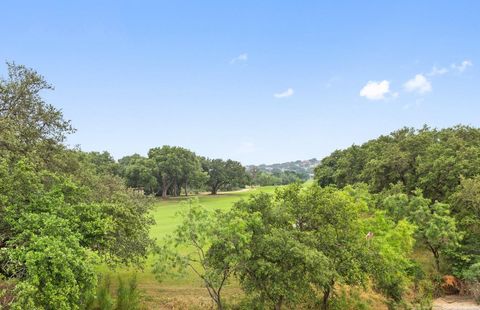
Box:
80, 151, 118, 175
221, 184, 413, 309
230, 192, 330, 309
174, 148, 205, 196
147, 146, 206, 198
0, 62, 74, 163
409, 192, 461, 273
449, 176, 480, 272
118, 154, 158, 194
203, 159, 247, 194
288, 185, 377, 309
153, 199, 256, 309
148, 146, 183, 198
0, 63, 155, 308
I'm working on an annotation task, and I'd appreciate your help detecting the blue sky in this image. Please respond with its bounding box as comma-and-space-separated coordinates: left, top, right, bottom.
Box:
1, 1, 479, 164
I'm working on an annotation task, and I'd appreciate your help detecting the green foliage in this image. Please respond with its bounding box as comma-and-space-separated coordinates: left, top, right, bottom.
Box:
118, 154, 158, 194
203, 158, 248, 194
449, 176, 480, 273
314, 126, 480, 202
410, 194, 461, 273
95, 275, 114, 310
0, 160, 97, 309
0, 62, 74, 162
0, 63, 154, 309
330, 288, 371, 310
163, 184, 415, 309
115, 275, 142, 310
248, 169, 308, 186
153, 199, 254, 309
146, 146, 206, 198
463, 263, 480, 303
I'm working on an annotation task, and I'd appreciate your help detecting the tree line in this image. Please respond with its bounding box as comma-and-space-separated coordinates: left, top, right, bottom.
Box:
91, 148, 310, 199
116, 148, 248, 198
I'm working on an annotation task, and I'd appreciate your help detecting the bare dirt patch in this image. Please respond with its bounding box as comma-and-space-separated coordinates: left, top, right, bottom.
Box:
433, 296, 480, 310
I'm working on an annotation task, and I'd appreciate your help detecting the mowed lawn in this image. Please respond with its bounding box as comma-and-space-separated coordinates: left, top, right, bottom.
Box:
106, 186, 277, 309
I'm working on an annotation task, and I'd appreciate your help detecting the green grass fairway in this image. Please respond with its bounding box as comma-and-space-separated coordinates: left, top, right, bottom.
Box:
106, 186, 277, 308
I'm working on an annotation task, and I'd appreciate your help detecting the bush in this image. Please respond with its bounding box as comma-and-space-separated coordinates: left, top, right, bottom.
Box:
115, 275, 142, 310
464, 263, 480, 304
330, 288, 371, 310
96, 275, 114, 310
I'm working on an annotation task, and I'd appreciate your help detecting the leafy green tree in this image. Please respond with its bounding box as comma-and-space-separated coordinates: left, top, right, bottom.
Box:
409, 193, 461, 273
363, 211, 416, 307
147, 146, 206, 198
148, 146, 182, 198
0, 160, 97, 309
449, 176, 480, 272
229, 191, 330, 309
0, 63, 155, 308
80, 151, 118, 175
118, 154, 158, 194
203, 159, 247, 194
226, 184, 413, 309
154, 199, 255, 309
174, 148, 206, 196
0, 62, 74, 164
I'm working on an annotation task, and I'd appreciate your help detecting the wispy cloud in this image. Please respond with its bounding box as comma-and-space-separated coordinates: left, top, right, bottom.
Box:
274, 88, 294, 98
230, 53, 248, 64
359, 80, 391, 100
451, 59, 473, 73
427, 66, 449, 76
404, 74, 432, 94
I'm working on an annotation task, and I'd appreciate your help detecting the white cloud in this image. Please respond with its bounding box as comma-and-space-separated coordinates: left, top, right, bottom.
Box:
451, 60, 473, 73
230, 53, 248, 64
428, 66, 448, 76
274, 88, 294, 98
404, 74, 432, 94
359, 80, 391, 100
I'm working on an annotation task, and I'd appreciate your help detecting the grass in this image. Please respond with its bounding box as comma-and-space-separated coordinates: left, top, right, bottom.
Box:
104, 186, 277, 308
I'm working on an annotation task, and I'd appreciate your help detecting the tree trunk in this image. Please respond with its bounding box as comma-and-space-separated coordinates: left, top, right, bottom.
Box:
274, 296, 283, 310
162, 187, 168, 199
211, 185, 218, 195
322, 288, 330, 310
322, 280, 334, 310
428, 243, 441, 273
184, 179, 188, 196
433, 249, 440, 273
162, 176, 169, 199
216, 295, 223, 310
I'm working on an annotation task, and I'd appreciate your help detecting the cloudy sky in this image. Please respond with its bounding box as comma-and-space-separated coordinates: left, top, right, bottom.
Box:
1, 1, 479, 164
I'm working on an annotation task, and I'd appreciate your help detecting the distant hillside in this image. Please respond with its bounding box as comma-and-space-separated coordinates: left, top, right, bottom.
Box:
247, 158, 320, 177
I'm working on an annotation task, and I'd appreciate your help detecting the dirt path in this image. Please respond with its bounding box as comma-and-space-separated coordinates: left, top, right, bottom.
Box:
433, 296, 480, 310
